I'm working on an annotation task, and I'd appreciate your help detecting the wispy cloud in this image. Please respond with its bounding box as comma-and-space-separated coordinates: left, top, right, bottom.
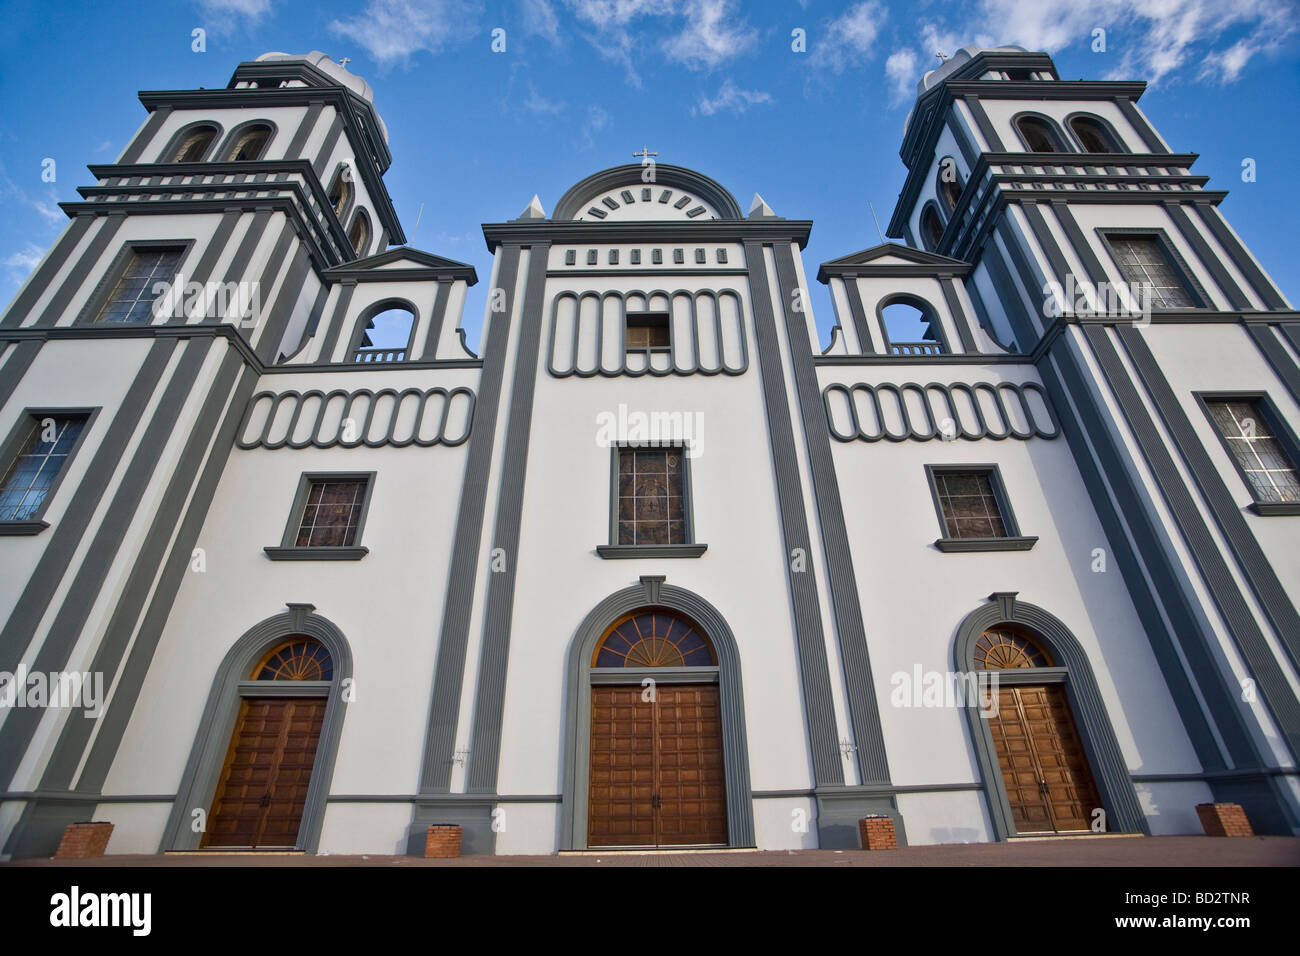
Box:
329, 0, 484, 67
5, 243, 43, 272
579, 104, 609, 150
883, 48, 919, 104
195, 0, 273, 34
564, 0, 664, 87
521, 0, 562, 44
522, 83, 567, 115
663, 0, 758, 70
692, 79, 773, 116
815, 1, 888, 73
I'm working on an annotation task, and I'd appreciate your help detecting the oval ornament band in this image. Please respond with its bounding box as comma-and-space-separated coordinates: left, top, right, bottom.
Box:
823, 381, 1060, 442
237, 386, 476, 449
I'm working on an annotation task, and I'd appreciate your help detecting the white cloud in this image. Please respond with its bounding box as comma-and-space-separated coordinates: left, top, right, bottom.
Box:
521, 0, 561, 43
663, 0, 758, 70
329, 0, 484, 66
4, 243, 43, 272
198, 0, 272, 19
522, 83, 567, 115
884, 49, 919, 103
563, 0, 667, 86
692, 79, 773, 116
815, 1, 888, 73
579, 104, 610, 149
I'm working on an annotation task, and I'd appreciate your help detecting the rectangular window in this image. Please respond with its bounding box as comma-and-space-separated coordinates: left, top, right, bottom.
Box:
95, 246, 185, 324
925, 465, 1037, 552
625, 312, 670, 351
293, 477, 369, 546
617, 447, 687, 545
1205, 398, 1300, 505
0, 413, 90, 524
1104, 235, 1199, 309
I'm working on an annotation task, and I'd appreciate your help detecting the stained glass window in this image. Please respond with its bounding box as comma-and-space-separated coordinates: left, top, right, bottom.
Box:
253, 638, 333, 680
593, 610, 716, 668
0, 414, 87, 521
294, 479, 367, 547
1207, 399, 1300, 503
974, 628, 1052, 669
934, 471, 1008, 539
1107, 236, 1198, 309
96, 247, 184, 324
617, 447, 686, 545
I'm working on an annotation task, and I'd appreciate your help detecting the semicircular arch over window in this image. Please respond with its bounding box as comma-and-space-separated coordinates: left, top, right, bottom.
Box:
592, 609, 717, 668
973, 626, 1053, 669
252, 637, 334, 680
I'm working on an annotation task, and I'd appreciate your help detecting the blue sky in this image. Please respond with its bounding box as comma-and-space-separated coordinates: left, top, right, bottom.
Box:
1, 0, 1297, 348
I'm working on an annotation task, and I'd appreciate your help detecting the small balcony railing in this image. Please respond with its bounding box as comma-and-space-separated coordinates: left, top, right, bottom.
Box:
353, 347, 406, 363
888, 342, 944, 356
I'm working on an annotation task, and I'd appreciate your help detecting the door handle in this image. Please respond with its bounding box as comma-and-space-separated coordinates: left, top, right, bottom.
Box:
651, 795, 661, 810
259, 791, 272, 808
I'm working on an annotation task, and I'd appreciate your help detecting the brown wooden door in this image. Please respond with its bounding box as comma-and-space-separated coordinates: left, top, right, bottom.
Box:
202, 697, 326, 849
588, 684, 728, 847
987, 684, 1104, 834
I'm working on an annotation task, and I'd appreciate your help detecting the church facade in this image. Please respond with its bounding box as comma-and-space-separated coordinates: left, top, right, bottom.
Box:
1, 46, 1297, 858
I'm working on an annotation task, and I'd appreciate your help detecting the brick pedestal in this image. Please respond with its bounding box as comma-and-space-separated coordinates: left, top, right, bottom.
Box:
1195, 803, 1254, 837
53, 822, 114, 859
858, 815, 898, 850
425, 824, 463, 858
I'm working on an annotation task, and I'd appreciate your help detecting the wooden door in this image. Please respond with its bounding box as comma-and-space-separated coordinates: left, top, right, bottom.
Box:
987, 684, 1103, 834
202, 697, 326, 849
588, 684, 728, 847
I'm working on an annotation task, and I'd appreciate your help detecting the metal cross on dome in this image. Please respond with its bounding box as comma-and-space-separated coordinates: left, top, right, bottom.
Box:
633, 147, 658, 162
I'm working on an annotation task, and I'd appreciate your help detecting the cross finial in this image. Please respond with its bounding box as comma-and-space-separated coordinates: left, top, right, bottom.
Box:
633, 146, 658, 162
339, 57, 352, 68
935, 51, 948, 61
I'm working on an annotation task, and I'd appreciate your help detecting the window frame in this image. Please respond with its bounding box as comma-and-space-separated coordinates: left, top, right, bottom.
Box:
326, 164, 355, 222
76, 239, 196, 326
623, 310, 672, 356
345, 297, 419, 364
1064, 112, 1127, 154
1195, 392, 1300, 515
1097, 228, 1210, 310
217, 120, 277, 162
264, 471, 376, 560
0, 407, 99, 534
876, 293, 950, 356
924, 463, 1038, 552
1011, 111, 1071, 153
935, 155, 964, 215
158, 121, 223, 164
596, 443, 707, 559
347, 208, 372, 258
919, 201, 945, 252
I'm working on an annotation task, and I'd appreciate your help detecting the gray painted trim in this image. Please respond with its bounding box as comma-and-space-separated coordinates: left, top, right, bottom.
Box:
1193, 205, 1289, 310
1062, 111, 1129, 155
1165, 202, 1252, 311
0, 341, 43, 416
159, 609, 354, 853
421, 280, 453, 361
74, 236, 197, 328
257, 244, 312, 362
156, 120, 225, 164
743, 240, 844, 787
214, 118, 279, 163
1, 216, 94, 329
343, 295, 419, 364
217, 208, 273, 314
1115, 97, 1169, 154
940, 278, 979, 353
118, 106, 173, 165
560, 582, 756, 850
605, 442, 698, 547
994, 217, 1048, 347
0, 520, 48, 535
1193, 390, 1300, 510
840, 276, 877, 354
264, 546, 369, 560
1010, 111, 1072, 153
237, 385, 475, 449
466, 242, 551, 797
952, 596, 1149, 839
823, 381, 1059, 442
284, 101, 324, 161
877, 291, 951, 355
934, 536, 1038, 552
1244, 328, 1300, 412
923, 462, 1029, 539
963, 95, 1004, 151
169, 210, 242, 325
311, 115, 345, 179
0, 405, 101, 527
553, 164, 743, 220
417, 245, 521, 795
41, 215, 129, 327
1094, 226, 1213, 310
248, 219, 296, 344
275, 470, 377, 551
315, 280, 356, 364
0, 337, 200, 788
596, 544, 708, 559
945, 113, 978, 170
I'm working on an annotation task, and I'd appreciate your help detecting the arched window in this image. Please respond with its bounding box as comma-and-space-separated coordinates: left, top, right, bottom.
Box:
974, 627, 1053, 669
169, 125, 218, 163
352, 302, 414, 362
224, 124, 272, 161
592, 609, 717, 667
1015, 115, 1065, 153
920, 204, 944, 251
879, 295, 946, 355
936, 157, 963, 215
1069, 115, 1122, 153
253, 638, 334, 680
348, 211, 370, 257
327, 167, 353, 220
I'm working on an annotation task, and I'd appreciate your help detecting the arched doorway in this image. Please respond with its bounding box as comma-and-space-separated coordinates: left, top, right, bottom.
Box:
562, 578, 755, 850
201, 638, 333, 849
975, 626, 1103, 834
588, 609, 726, 847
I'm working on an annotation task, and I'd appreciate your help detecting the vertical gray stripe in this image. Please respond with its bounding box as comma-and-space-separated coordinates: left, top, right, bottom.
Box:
312, 115, 345, 178
217, 209, 272, 299
1164, 203, 1251, 311
243, 219, 296, 351
0, 340, 42, 409
284, 101, 324, 160
841, 276, 876, 354
773, 242, 890, 784
466, 243, 551, 794
1048, 201, 1110, 287
33, 214, 127, 327
117, 107, 173, 165
945, 114, 978, 169
940, 277, 979, 352
1194, 205, 1288, 309
53, 351, 256, 791
744, 240, 844, 786
1, 216, 93, 328
315, 280, 356, 363
992, 219, 1046, 346
256, 244, 311, 363
421, 280, 453, 360
168, 210, 242, 325
419, 245, 521, 793
963, 95, 1004, 151
1115, 98, 1168, 154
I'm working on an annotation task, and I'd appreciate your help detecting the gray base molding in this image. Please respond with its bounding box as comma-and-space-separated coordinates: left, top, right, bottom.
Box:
935, 536, 1037, 552
407, 797, 497, 856
595, 544, 708, 559
2, 795, 100, 859
813, 788, 907, 849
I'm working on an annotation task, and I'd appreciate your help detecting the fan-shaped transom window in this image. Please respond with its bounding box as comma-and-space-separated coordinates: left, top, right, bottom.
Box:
974, 628, 1053, 669
252, 638, 334, 680
226, 125, 271, 161
592, 610, 717, 668
171, 126, 217, 163
1070, 116, 1120, 153
1016, 116, 1064, 153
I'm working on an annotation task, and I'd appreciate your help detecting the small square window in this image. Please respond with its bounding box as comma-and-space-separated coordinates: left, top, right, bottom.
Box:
95, 247, 185, 324
625, 312, 670, 351
0, 411, 93, 531
266, 472, 375, 560
597, 446, 706, 558
1202, 396, 1300, 513
925, 465, 1036, 552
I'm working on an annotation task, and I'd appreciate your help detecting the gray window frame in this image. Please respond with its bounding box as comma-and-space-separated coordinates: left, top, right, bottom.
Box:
1064, 111, 1128, 154
623, 310, 672, 356
345, 297, 418, 364
1097, 228, 1210, 310
877, 293, 950, 356
596, 443, 707, 559
924, 463, 1038, 552
75, 239, 197, 326
1011, 111, 1071, 153
265, 471, 376, 560
216, 119, 278, 162
158, 121, 223, 163
0, 407, 100, 535
1196, 391, 1300, 515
